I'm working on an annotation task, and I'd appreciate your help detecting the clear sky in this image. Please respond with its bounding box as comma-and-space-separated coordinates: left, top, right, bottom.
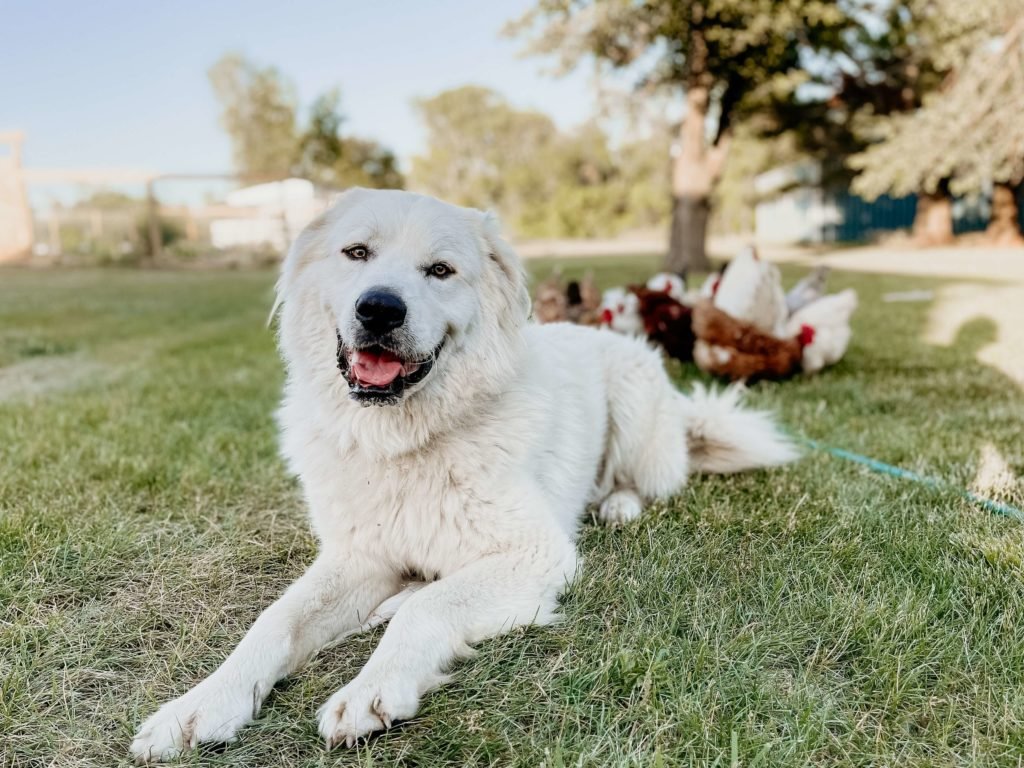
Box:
2, 0, 597, 174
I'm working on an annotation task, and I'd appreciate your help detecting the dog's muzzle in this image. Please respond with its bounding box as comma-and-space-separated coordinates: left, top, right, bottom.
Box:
336, 332, 445, 406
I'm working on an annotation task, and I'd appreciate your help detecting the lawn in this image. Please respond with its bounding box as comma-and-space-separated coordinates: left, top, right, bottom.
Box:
1, 259, 1023, 767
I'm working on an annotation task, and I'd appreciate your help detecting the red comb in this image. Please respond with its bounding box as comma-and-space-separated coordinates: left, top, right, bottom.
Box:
799, 324, 815, 347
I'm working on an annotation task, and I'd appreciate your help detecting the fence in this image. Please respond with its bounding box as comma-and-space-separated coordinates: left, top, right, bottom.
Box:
28, 175, 338, 267
1, 137, 338, 267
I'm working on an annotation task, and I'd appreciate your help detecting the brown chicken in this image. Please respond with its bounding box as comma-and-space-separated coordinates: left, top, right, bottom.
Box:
634, 287, 695, 362
691, 300, 804, 381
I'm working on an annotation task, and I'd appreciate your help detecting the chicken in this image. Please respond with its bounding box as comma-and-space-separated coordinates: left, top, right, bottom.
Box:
533, 269, 568, 323
580, 270, 602, 311
713, 245, 788, 336
645, 272, 687, 303
598, 287, 644, 336
697, 269, 723, 300
567, 270, 602, 325
785, 266, 831, 314
634, 287, 694, 362
692, 300, 804, 381
785, 289, 858, 373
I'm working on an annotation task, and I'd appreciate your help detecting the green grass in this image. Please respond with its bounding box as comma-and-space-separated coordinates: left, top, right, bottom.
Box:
1, 260, 1023, 767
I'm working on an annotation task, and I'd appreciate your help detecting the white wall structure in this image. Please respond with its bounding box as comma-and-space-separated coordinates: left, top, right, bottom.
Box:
753, 162, 840, 244
210, 178, 330, 251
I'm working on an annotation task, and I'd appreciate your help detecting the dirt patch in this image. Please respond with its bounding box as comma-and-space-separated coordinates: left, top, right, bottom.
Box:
0, 354, 113, 402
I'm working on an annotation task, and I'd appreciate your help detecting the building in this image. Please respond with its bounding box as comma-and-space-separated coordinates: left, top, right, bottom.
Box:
753, 162, 1010, 244
209, 178, 331, 252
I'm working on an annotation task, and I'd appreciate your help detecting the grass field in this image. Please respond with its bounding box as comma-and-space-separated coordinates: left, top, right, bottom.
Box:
2, 259, 1023, 767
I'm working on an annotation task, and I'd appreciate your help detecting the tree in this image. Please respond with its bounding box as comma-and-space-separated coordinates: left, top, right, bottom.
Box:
411, 86, 559, 222
334, 137, 405, 190
509, 0, 854, 272
411, 86, 670, 238
296, 89, 405, 189
850, 0, 1024, 244
296, 90, 344, 182
208, 53, 300, 178
209, 57, 404, 189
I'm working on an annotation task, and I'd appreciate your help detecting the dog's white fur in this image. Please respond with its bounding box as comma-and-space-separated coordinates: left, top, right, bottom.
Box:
131, 190, 796, 762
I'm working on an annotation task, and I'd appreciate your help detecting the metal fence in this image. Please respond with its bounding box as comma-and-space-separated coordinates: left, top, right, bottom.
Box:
1, 133, 339, 267
24, 175, 340, 267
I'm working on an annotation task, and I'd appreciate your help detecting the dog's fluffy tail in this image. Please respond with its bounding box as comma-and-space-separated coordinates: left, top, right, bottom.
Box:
681, 383, 799, 473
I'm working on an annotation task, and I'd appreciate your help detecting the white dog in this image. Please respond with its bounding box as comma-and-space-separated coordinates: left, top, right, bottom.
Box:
131, 189, 796, 762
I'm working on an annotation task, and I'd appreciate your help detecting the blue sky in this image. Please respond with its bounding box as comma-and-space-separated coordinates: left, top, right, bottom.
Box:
3, 0, 597, 173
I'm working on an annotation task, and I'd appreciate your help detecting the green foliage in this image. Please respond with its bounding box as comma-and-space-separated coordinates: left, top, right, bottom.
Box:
296, 89, 344, 180
135, 215, 184, 255
295, 89, 404, 189
509, 0, 851, 102
851, 3, 1024, 199
767, 1, 949, 186
411, 86, 669, 237
411, 86, 559, 215
72, 190, 142, 211
208, 53, 300, 178
209, 54, 403, 189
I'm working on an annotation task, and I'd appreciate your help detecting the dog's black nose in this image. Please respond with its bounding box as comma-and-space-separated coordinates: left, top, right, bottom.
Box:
355, 288, 407, 333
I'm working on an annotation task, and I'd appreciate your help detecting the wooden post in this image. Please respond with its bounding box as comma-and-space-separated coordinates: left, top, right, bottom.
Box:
146, 179, 162, 262
0, 131, 34, 262
185, 211, 199, 241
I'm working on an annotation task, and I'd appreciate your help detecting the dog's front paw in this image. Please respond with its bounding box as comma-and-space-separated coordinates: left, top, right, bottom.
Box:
317, 672, 419, 749
596, 489, 643, 526
130, 679, 256, 764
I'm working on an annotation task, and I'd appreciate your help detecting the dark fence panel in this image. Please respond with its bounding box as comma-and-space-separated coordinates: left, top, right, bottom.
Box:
822, 189, 1005, 242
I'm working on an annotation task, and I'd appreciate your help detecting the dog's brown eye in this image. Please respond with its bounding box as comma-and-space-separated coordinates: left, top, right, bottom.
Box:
427, 262, 454, 279
343, 245, 369, 261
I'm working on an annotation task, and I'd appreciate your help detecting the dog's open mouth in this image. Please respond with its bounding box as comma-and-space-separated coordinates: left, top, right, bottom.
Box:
336, 334, 444, 405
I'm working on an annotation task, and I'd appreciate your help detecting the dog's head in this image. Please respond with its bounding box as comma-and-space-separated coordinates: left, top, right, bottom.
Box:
275, 189, 530, 415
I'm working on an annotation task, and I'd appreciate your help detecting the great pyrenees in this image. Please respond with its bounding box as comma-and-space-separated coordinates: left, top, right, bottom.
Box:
131, 189, 795, 762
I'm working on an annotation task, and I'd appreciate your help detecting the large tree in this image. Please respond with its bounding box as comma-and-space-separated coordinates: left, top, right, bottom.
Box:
509, 0, 854, 272
850, 1, 1024, 244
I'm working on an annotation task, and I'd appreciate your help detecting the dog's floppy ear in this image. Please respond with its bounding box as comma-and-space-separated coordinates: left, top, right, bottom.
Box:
268, 212, 327, 326
478, 210, 531, 326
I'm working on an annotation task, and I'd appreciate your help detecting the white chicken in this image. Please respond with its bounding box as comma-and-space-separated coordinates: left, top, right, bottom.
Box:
697, 270, 723, 299
785, 288, 858, 373
645, 272, 687, 303
598, 287, 644, 336
713, 245, 788, 336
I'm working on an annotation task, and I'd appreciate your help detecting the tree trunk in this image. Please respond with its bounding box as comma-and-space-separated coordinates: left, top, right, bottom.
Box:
665, 86, 722, 275
911, 181, 954, 246
667, 195, 711, 275
985, 182, 1024, 245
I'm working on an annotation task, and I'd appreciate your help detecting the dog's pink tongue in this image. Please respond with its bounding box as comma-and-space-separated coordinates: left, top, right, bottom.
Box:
351, 349, 403, 387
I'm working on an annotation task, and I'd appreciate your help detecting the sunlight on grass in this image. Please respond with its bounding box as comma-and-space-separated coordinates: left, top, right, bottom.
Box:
924, 282, 1024, 388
